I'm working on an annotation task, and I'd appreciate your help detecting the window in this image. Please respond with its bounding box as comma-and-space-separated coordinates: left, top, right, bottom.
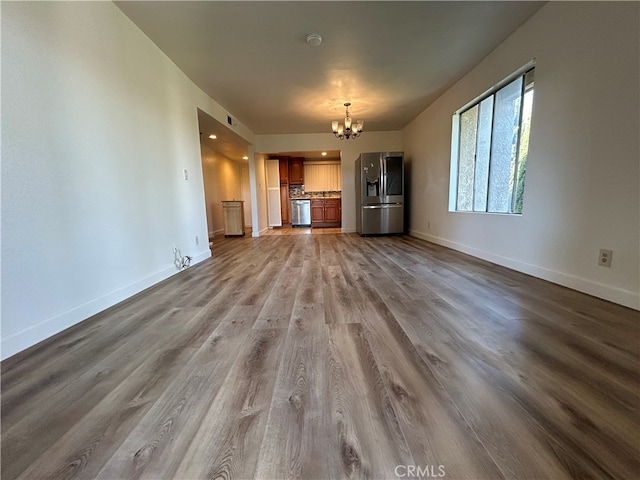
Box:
450, 66, 535, 214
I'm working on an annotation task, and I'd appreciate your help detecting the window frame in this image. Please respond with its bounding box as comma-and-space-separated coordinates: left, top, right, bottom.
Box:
449, 60, 536, 214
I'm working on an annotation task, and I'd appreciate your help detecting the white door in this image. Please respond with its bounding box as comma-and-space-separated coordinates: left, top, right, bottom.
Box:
266, 159, 282, 227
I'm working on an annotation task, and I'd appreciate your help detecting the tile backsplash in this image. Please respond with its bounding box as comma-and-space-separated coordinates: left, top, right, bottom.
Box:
289, 185, 305, 197
289, 185, 341, 198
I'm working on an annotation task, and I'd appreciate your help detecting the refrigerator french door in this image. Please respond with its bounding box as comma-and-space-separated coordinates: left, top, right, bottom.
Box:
361, 204, 404, 234
356, 152, 404, 235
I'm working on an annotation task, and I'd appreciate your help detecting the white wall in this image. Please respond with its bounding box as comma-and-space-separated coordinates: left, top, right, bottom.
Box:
256, 132, 403, 232
1, 2, 255, 359
240, 165, 252, 227
249, 153, 269, 237
201, 145, 244, 237
403, 2, 639, 309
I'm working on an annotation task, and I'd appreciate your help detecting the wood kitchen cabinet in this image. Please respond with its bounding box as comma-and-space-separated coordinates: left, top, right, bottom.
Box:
310, 198, 341, 227
324, 199, 341, 223
311, 199, 325, 223
289, 157, 304, 185
280, 186, 290, 224
276, 156, 290, 225
278, 157, 289, 185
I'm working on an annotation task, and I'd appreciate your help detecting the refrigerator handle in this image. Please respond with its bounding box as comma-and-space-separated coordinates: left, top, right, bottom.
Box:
380, 156, 386, 198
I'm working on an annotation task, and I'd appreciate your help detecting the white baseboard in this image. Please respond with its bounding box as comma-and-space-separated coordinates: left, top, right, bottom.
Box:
409, 229, 639, 311
192, 249, 212, 264
341, 227, 357, 234
253, 227, 269, 238
211, 228, 225, 238
1, 249, 212, 361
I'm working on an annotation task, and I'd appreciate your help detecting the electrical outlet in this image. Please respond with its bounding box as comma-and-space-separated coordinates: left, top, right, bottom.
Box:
427, 221, 431, 230
195, 235, 199, 246
598, 249, 613, 268
183, 169, 189, 180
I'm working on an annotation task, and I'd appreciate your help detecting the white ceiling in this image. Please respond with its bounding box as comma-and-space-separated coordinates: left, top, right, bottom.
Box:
115, 1, 546, 136
198, 108, 341, 163
198, 108, 251, 162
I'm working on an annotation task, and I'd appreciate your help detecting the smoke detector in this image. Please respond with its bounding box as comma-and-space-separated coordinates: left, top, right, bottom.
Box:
306, 34, 322, 47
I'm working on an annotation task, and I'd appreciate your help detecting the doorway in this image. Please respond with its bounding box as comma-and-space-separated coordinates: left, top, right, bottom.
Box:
263, 150, 342, 232
197, 109, 253, 243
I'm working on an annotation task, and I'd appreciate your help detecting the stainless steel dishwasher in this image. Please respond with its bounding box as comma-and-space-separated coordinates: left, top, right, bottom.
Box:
291, 199, 311, 227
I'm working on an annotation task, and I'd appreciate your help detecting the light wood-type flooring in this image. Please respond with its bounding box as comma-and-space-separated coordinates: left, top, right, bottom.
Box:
2, 234, 639, 479
262, 226, 343, 235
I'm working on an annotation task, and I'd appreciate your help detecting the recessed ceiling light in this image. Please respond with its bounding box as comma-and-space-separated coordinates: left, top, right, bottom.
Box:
209, 134, 217, 139
321, 152, 327, 156
242, 156, 249, 160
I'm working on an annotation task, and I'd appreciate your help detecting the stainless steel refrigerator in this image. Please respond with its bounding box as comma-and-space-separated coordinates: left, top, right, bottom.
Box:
356, 152, 404, 235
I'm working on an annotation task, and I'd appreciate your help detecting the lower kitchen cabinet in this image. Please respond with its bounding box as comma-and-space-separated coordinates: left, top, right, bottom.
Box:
280, 186, 290, 224
324, 199, 341, 223
310, 198, 341, 227
311, 200, 325, 224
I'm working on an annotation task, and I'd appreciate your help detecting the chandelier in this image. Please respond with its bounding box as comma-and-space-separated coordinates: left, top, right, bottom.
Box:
331, 103, 364, 140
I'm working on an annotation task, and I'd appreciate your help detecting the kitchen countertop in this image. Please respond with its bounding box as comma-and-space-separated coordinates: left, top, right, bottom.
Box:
290, 194, 341, 199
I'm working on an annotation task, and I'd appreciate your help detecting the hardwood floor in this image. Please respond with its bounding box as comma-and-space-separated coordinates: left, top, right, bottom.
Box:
261, 226, 343, 235
2, 233, 638, 479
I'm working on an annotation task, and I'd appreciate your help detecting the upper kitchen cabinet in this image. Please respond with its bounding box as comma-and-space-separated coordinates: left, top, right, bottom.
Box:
278, 157, 289, 185
289, 157, 304, 185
